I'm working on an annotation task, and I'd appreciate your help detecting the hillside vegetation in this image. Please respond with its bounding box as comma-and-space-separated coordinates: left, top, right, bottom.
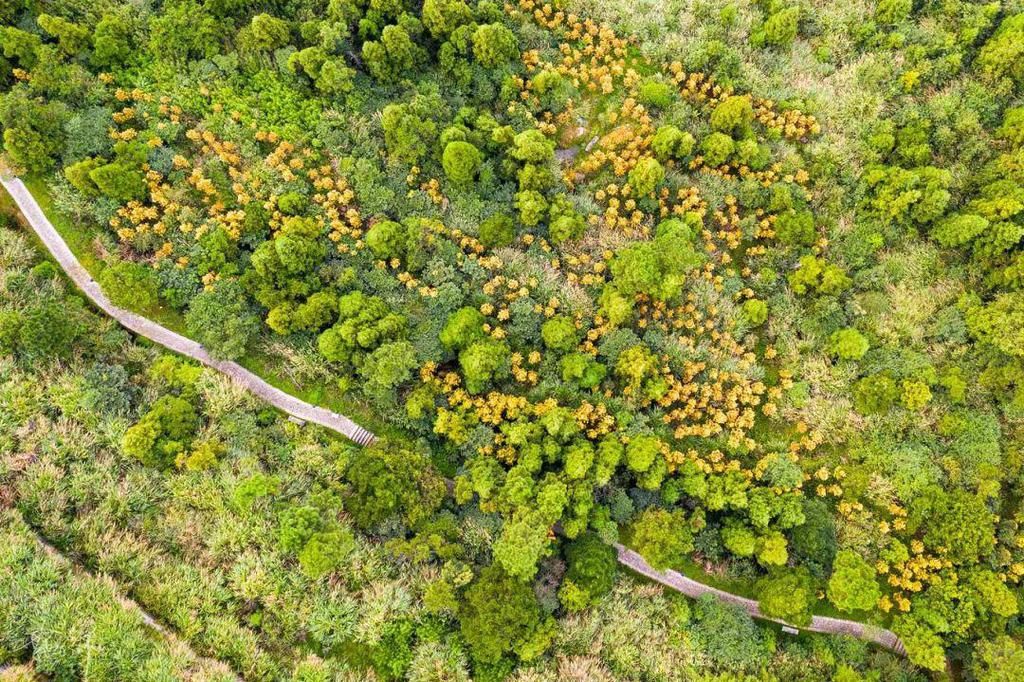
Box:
0, 0, 1023, 679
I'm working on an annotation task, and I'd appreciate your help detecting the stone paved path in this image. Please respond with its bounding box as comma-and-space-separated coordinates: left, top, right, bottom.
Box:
615, 544, 906, 655
4, 176, 909, 660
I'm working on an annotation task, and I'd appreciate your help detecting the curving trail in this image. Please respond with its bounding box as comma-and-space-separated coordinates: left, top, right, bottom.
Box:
615, 543, 906, 655
1, 177, 376, 447
3, 176, 907, 659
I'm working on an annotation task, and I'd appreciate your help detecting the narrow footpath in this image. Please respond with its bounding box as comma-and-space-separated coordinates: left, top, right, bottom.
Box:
2, 176, 907, 659
1, 177, 376, 447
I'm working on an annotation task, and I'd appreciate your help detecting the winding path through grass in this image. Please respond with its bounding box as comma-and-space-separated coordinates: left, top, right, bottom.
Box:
2, 175, 907, 659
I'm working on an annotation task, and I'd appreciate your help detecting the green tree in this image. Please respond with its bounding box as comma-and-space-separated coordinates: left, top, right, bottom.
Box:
875, 0, 912, 24
976, 14, 1024, 85
624, 508, 693, 570
651, 125, 695, 160
0, 89, 66, 173
359, 340, 418, 395
540, 315, 577, 351
691, 594, 770, 669
240, 13, 291, 53
288, 47, 355, 95
381, 102, 437, 163
318, 291, 406, 368
852, 373, 899, 414
122, 395, 199, 469
365, 219, 408, 260
510, 129, 554, 164
459, 339, 510, 393
559, 533, 617, 611
701, 132, 735, 166
908, 487, 995, 563
829, 328, 869, 360
343, 439, 446, 531
440, 306, 487, 351
710, 95, 753, 136
756, 7, 800, 48
185, 280, 261, 360
628, 157, 664, 196
472, 23, 518, 68
973, 636, 1024, 682
893, 615, 946, 671
422, 0, 473, 38
479, 213, 515, 248
92, 11, 134, 66
827, 550, 880, 612
16, 299, 80, 360
148, 0, 222, 63
89, 162, 147, 202
99, 260, 159, 309
493, 511, 552, 581
756, 569, 814, 626
775, 209, 815, 246
363, 24, 425, 83
460, 565, 552, 664
37, 14, 90, 55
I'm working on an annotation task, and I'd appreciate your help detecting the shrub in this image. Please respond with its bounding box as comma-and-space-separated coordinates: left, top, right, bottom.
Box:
442, 140, 483, 186
479, 213, 516, 248
829, 328, 869, 360
627, 157, 664, 196
742, 298, 768, 326
710, 95, 754, 136
701, 132, 735, 166
540, 315, 577, 351
638, 79, 673, 108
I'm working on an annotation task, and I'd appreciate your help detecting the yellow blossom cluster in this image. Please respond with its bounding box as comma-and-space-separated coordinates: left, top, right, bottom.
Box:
666, 62, 820, 141
310, 167, 364, 248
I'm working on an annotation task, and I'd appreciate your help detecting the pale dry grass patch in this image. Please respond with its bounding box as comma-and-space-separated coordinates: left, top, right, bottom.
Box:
197, 369, 255, 419
354, 578, 415, 645
874, 278, 962, 347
